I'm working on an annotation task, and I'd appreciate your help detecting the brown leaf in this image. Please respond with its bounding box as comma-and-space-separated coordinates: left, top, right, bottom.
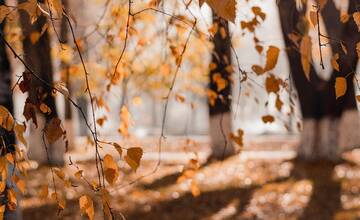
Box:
262, 115, 275, 123
300, 35, 312, 80
103, 154, 119, 185
44, 118, 64, 144
331, 53, 340, 71
335, 77, 347, 99
79, 195, 94, 220
0, 105, 14, 131
125, 147, 143, 171
201, 0, 237, 22
353, 12, 360, 32
264, 46, 280, 71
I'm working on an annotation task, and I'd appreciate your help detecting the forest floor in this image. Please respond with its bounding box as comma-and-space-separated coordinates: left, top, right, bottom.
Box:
19, 135, 360, 220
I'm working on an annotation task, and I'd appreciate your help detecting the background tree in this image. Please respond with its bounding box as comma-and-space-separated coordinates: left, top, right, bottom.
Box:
278, 0, 360, 161
208, 14, 236, 160
18, 0, 64, 165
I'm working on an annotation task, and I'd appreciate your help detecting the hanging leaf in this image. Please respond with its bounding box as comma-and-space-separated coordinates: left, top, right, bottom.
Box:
44, 118, 64, 144
353, 12, 360, 32
103, 154, 119, 185
14, 123, 27, 147
200, 0, 237, 23
331, 53, 340, 71
112, 142, 123, 158
335, 77, 347, 99
79, 195, 94, 220
125, 147, 143, 172
0, 105, 14, 131
300, 35, 312, 80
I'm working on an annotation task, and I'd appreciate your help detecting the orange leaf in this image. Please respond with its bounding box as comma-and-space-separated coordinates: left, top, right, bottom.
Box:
335, 77, 347, 99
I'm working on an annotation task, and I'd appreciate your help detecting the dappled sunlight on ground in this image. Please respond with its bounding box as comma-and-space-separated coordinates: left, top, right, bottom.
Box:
19, 137, 360, 220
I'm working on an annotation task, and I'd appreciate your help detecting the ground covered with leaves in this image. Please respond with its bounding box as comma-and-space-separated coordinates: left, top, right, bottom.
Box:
20, 136, 360, 220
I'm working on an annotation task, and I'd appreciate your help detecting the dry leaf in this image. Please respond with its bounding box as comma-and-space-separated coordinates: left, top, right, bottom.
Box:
0, 105, 14, 131
353, 12, 360, 32
335, 77, 347, 99
125, 147, 143, 171
103, 154, 119, 185
79, 195, 94, 220
200, 0, 236, 22
264, 46, 280, 71
331, 53, 340, 71
300, 35, 312, 80
44, 118, 64, 144
262, 115, 275, 123
14, 123, 27, 147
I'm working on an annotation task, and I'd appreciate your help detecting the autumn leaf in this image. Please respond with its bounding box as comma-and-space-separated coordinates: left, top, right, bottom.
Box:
39, 103, 52, 114
112, 142, 123, 157
44, 118, 64, 144
54, 168, 65, 180
18, 0, 40, 24
264, 46, 280, 71
331, 53, 340, 71
14, 123, 27, 147
335, 77, 347, 99
125, 147, 143, 171
353, 12, 360, 32
79, 195, 94, 220
0, 105, 14, 131
265, 74, 280, 94
0, 6, 11, 23
300, 35, 312, 80
200, 0, 237, 22
229, 129, 244, 147
262, 115, 275, 123
38, 185, 48, 199
103, 154, 119, 185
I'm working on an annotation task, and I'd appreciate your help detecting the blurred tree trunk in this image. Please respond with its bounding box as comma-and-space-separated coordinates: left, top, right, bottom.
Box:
18, 0, 64, 165
59, 0, 76, 150
278, 0, 360, 161
0, 2, 22, 218
208, 15, 235, 159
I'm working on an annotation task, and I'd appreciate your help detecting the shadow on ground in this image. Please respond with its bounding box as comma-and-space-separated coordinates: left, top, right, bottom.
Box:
126, 158, 352, 220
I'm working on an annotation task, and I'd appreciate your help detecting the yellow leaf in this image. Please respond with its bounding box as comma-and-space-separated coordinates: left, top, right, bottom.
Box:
14, 123, 27, 147
132, 96, 142, 106
0, 105, 14, 131
264, 46, 280, 71
309, 11, 318, 26
0, 6, 11, 23
201, 0, 237, 22
331, 53, 340, 71
74, 170, 83, 180
103, 154, 119, 185
335, 77, 347, 99
79, 195, 94, 220
300, 36, 312, 80
39, 103, 52, 114
30, 31, 41, 44
353, 12, 360, 32
112, 142, 123, 157
18, 0, 40, 23
125, 147, 143, 171
38, 185, 48, 199
54, 168, 65, 180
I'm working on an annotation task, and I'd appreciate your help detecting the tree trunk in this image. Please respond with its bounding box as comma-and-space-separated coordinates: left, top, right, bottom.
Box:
208, 14, 235, 159
278, 0, 360, 161
59, 0, 76, 151
0, 4, 22, 218
18, 1, 64, 165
